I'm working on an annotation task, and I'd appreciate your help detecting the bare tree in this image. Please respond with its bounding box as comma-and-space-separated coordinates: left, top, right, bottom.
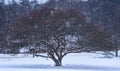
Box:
10, 7, 87, 66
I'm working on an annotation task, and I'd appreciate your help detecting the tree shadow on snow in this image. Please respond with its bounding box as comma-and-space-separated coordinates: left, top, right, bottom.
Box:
1, 64, 120, 71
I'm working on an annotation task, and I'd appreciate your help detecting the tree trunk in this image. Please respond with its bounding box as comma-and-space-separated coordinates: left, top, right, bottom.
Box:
54, 59, 62, 66
51, 57, 62, 66
33, 53, 35, 58
115, 49, 118, 57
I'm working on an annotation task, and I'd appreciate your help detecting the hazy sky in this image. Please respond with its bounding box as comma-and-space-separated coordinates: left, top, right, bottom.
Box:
4, 0, 88, 4
5, 0, 48, 4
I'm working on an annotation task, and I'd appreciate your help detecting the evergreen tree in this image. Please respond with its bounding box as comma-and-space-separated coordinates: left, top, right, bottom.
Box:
30, 0, 39, 10
20, 0, 31, 12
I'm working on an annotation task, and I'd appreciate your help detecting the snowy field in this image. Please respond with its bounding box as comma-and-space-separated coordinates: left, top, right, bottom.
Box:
0, 52, 120, 71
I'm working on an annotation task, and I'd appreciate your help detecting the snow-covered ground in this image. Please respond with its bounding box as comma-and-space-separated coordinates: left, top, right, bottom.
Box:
0, 52, 120, 71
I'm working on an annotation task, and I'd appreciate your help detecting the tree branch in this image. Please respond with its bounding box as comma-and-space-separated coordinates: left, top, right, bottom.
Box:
35, 54, 50, 58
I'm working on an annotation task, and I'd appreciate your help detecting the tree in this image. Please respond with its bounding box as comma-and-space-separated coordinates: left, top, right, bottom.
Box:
112, 3, 120, 57
0, 3, 5, 32
30, 0, 39, 10
10, 7, 88, 66
20, 0, 31, 12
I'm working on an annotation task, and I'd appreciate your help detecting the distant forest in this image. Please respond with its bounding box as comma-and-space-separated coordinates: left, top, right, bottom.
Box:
0, 0, 120, 58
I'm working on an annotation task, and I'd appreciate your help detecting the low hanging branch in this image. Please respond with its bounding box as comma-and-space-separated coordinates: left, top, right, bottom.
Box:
35, 54, 50, 58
